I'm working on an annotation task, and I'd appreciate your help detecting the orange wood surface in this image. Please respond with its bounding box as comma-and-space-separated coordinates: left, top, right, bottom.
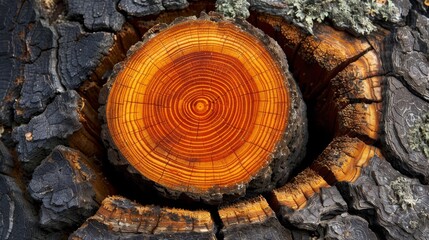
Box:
106, 19, 290, 193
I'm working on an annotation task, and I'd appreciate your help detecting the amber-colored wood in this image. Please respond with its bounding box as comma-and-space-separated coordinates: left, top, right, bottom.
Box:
219, 196, 292, 239
249, 13, 308, 60
293, 24, 372, 99
103, 12, 307, 200
70, 196, 216, 239
271, 168, 329, 210
311, 137, 381, 183
338, 103, 382, 140
219, 196, 275, 227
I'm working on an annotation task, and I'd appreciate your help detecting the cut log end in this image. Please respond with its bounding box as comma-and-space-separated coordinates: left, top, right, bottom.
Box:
102, 12, 306, 203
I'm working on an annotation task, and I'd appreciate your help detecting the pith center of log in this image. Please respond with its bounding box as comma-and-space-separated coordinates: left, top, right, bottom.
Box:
104, 13, 306, 203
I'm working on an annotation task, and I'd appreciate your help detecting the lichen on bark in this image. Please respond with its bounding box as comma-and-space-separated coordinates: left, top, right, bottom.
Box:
249, 0, 400, 35
215, 0, 250, 18
408, 113, 429, 158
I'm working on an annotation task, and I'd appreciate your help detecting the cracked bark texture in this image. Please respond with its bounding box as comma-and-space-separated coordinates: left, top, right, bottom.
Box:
0, 0, 428, 239
337, 156, 429, 240
29, 145, 112, 231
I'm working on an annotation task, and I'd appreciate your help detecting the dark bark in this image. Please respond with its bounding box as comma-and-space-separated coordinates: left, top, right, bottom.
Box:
0, 0, 428, 239
383, 77, 429, 184
278, 187, 348, 232
0, 174, 42, 239
65, 0, 125, 32
12, 91, 82, 172
57, 22, 114, 89
321, 214, 378, 240
337, 156, 429, 240
29, 145, 112, 231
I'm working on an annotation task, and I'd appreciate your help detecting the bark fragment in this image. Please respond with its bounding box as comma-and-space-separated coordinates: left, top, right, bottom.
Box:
29, 145, 113, 230
65, 0, 125, 32
337, 156, 429, 240
383, 77, 429, 183
0, 174, 42, 240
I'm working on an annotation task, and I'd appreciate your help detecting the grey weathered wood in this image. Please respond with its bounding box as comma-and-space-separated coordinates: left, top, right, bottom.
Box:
383, 77, 429, 184
57, 22, 114, 90
387, 13, 429, 100
29, 145, 111, 230
222, 217, 293, 240
14, 20, 62, 123
278, 186, 348, 232
0, 174, 42, 239
12, 91, 82, 172
118, 0, 189, 17
337, 156, 429, 240
65, 0, 125, 32
0, 0, 36, 126
0, 141, 13, 175
321, 214, 378, 240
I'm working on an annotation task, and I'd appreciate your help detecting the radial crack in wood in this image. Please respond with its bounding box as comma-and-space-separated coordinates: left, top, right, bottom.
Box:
101, 12, 307, 204
70, 195, 216, 239
218, 196, 293, 240
292, 24, 372, 100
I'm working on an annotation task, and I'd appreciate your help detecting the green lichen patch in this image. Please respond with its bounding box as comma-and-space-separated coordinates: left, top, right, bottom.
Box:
389, 176, 417, 210
285, 0, 400, 35
408, 113, 429, 158
215, 0, 250, 18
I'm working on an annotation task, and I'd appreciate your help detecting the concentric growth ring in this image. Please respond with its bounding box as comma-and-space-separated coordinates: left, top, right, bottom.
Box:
105, 14, 304, 200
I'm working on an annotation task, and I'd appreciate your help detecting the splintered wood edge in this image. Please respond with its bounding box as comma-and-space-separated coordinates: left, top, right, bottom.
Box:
88, 196, 214, 234
311, 136, 381, 184
218, 196, 275, 228
272, 168, 329, 210
102, 12, 306, 198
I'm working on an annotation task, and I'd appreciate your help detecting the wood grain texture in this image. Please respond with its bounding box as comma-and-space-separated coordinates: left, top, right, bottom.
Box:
271, 168, 329, 210
70, 195, 216, 239
311, 136, 380, 184
277, 186, 347, 231
219, 196, 293, 240
101, 12, 307, 203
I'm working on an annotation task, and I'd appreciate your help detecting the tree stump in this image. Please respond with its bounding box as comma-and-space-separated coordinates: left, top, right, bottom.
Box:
1, 0, 429, 239
100, 12, 307, 204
